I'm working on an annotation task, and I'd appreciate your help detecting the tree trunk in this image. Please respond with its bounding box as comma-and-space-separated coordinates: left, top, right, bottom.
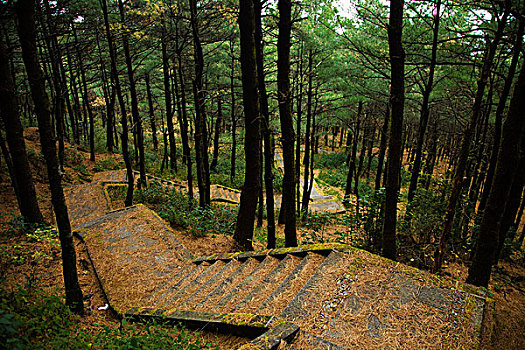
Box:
467, 54, 525, 287
277, 0, 297, 247
230, 38, 237, 185
477, 21, 524, 217
162, 23, 177, 171
382, 0, 405, 261
118, 0, 146, 188
175, 39, 194, 205
233, 0, 261, 250
189, 0, 211, 207
0, 37, 44, 223
295, 42, 304, 214
72, 25, 95, 162
344, 103, 361, 205
375, 103, 390, 191
145, 73, 158, 152
16, 0, 83, 313
434, 3, 509, 272
210, 97, 223, 172
253, 0, 275, 248
301, 50, 314, 216
101, 0, 133, 206
407, 1, 441, 206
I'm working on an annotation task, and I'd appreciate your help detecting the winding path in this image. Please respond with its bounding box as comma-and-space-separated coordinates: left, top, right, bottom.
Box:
64, 170, 488, 349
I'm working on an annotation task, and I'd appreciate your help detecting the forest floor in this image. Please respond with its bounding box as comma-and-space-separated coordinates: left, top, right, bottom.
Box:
0, 130, 523, 349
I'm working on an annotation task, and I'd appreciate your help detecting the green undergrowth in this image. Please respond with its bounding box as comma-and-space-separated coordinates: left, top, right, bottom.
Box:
0, 285, 220, 350
136, 182, 237, 238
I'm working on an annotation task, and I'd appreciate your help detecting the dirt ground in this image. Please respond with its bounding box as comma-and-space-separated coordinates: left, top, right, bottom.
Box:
0, 130, 523, 349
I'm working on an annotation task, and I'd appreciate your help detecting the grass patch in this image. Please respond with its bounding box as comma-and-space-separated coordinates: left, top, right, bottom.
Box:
0, 285, 220, 349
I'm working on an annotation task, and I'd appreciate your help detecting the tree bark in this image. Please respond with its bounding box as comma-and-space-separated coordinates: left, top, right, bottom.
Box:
210, 97, 223, 172
118, 0, 146, 188
101, 0, 133, 206
406, 0, 441, 208
382, 0, 405, 261
16, 0, 83, 313
467, 54, 525, 287
145, 73, 158, 152
0, 37, 44, 223
189, 0, 211, 207
477, 21, 524, 217
233, 0, 261, 250
277, 0, 297, 247
162, 22, 177, 171
434, 3, 509, 272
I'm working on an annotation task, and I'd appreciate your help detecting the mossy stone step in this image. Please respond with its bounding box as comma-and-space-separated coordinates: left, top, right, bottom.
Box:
159, 260, 226, 309
213, 256, 280, 313
287, 330, 347, 350
232, 254, 302, 314
152, 262, 210, 307
177, 259, 242, 310
194, 258, 260, 312
279, 250, 344, 322
257, 252, 324, 316
144, 263, 195, 304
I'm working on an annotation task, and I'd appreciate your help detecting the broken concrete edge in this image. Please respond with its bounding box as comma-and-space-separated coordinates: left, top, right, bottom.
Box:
101, 182, 128, 211
123, 307, 299, 349
72, 232, 121, 319
192, 242, 354, 264
72, 204, 194, 261
132, 170, 186, 189
211, 197, 239, 204
214, 184, 241, 193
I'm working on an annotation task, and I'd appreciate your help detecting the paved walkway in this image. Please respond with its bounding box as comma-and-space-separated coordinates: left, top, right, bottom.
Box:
64, 171, 488, 349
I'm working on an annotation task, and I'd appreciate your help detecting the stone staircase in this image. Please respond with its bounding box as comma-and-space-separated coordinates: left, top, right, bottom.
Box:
67, 171, 488, 349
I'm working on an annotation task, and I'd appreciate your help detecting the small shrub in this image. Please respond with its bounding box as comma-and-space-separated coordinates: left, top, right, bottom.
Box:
93, 157, 121, 172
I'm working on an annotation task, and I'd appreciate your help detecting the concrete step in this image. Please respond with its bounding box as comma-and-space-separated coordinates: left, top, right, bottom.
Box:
158, 260, 226, 309
287, 330, 348, 350
279, 251, 345, 322
152, 262, 210, 307
144, 263, 195, 304
231, 254, 302, 314
177, 260, 242, 310
257, 252, 324, 316
194, 258, 260, 312
212, 256, 280, 313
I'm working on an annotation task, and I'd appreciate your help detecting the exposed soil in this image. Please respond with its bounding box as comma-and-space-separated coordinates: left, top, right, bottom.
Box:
0, 130, 523, 349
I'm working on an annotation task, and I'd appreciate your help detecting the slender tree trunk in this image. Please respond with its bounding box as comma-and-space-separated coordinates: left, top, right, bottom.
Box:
434, 4, 509, 272
344, 103, 361, 205
477, 21, 524, 217
295, 42, 304, 214
210, 97, 223, 172
101, 0, 133, 206
230, 38, 237, 185
494, 149, 525, 262
467, 54, 525, 287
375, 104, 389, 191
16, 0, 83, 313
189, 0, 210, 207
162, 23, 177, 171
253, 0, 275, 248
96, 34, 114, 153
72, 25, 95, 162
145, 73, 158, 152
234, 0, 261, 250
301, 50, 313, 216
382, 0, 405, 261
407, 1, 441, 206
118, 0, 145, 188
277, 0, 297, 247
0, 37, 44, 223
175, 42, 194, 205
